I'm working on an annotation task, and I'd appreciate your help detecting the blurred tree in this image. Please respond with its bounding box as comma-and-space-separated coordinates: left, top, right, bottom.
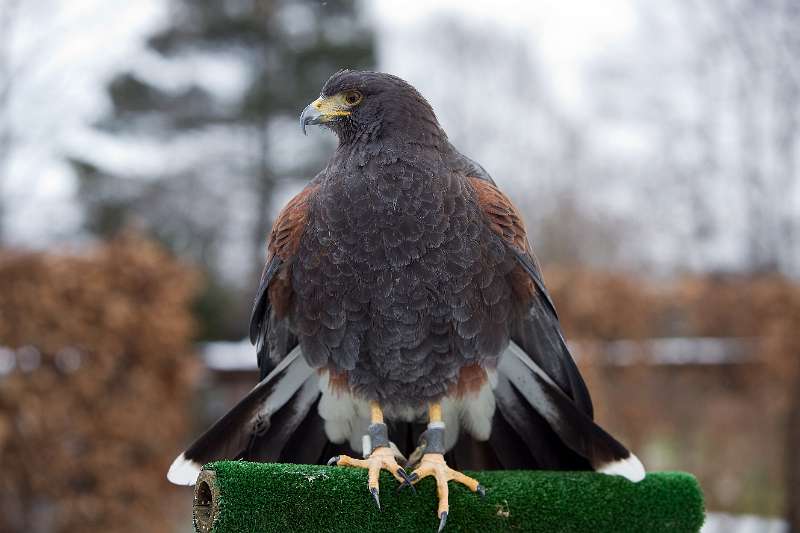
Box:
585, 0, 800, 277
72, 0, 374, 340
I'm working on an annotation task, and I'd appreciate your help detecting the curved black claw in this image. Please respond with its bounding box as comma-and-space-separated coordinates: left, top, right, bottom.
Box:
370, 487, 381, 510
476, 484, 486, 498
396, 468, 417, 494
437, 511, 448, 533
326, 455, 340, 467
397, 471, 418, 494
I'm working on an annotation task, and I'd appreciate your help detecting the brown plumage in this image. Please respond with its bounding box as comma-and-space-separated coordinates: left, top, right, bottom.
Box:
469, 176, 531, 253
450, 363, 489, 397
469, 176, 537, 302
267, 184, 318, 261
266, 183, 318, 319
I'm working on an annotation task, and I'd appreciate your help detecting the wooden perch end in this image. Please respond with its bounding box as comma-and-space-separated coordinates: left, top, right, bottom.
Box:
193, 469, 220, 533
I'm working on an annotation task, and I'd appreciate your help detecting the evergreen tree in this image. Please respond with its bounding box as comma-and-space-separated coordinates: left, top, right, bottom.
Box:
72, 0, 374, 339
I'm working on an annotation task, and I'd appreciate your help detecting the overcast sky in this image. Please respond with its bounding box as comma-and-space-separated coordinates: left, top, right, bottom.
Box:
6, 0, 797, 276
2, 0, 637, 247
368, 0, 635, 115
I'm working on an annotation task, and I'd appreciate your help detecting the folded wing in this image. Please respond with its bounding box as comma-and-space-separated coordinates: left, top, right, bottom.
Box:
469, 175, 644, 481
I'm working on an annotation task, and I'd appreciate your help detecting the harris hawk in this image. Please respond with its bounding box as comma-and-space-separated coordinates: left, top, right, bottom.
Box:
168, 70, 644, 531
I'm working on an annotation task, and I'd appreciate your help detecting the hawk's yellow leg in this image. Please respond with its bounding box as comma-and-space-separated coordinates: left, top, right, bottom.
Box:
327, 401, 413, 509
407, 402, 486, 532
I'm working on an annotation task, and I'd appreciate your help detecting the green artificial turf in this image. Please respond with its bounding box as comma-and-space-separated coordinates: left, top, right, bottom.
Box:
195, 461, 704, 533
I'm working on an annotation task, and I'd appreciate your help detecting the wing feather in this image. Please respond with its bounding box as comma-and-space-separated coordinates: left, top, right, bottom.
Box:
469, 176, 591, 415
498, 342, 643, 480
167, 347, 317, 485
249, 181, 318, 378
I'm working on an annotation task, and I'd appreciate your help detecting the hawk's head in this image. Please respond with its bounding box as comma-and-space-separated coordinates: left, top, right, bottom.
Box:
300, 70, 444, 145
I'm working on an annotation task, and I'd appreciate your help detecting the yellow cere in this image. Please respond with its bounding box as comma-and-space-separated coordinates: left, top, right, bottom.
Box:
312, 95, 353, 119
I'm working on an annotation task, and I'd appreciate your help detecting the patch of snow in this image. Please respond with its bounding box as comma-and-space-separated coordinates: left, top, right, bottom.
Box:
570, 337, 756, 366
201, 339, 258, 371
201, 337, 760, 372
0, 347, 15, 376
702, 512, 788, 533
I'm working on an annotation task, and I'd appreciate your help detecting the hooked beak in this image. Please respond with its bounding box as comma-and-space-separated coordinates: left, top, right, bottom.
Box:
299, 96, 351, 135
300, 100, 324, 136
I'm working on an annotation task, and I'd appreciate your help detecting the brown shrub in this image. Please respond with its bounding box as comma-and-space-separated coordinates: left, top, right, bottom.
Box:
0, 235, 200, 533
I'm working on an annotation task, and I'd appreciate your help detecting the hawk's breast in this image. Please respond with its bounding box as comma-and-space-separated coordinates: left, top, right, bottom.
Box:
291, 165, 517, 405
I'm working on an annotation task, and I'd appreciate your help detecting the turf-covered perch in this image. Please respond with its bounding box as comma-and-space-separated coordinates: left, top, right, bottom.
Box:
192, 461, 704, 533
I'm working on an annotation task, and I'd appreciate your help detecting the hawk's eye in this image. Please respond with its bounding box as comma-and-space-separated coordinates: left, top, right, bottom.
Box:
343, 90, 362, 106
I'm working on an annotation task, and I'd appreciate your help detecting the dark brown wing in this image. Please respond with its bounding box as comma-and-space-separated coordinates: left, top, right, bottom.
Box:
469, 176, 593, 417
250, 181, 318, 379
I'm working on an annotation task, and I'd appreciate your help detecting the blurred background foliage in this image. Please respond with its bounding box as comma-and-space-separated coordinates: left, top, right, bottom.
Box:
0, 235, 199, 531
1, 0, 799, 531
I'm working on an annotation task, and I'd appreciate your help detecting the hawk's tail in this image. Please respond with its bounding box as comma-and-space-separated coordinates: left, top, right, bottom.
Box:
167, 347, 331, 485
167, 341, 645, 485
482, 341, 645, 481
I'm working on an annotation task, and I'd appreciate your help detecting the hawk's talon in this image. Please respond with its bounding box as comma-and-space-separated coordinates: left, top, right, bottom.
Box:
370, 487, 381, 510
328, 447, 408, 509
409, 453, 483, 531
438, 511, 448, 533
396, 467, 417, 494
477, 483, 486, 498
326, 455, 340, 467
396, 469, 418, 494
